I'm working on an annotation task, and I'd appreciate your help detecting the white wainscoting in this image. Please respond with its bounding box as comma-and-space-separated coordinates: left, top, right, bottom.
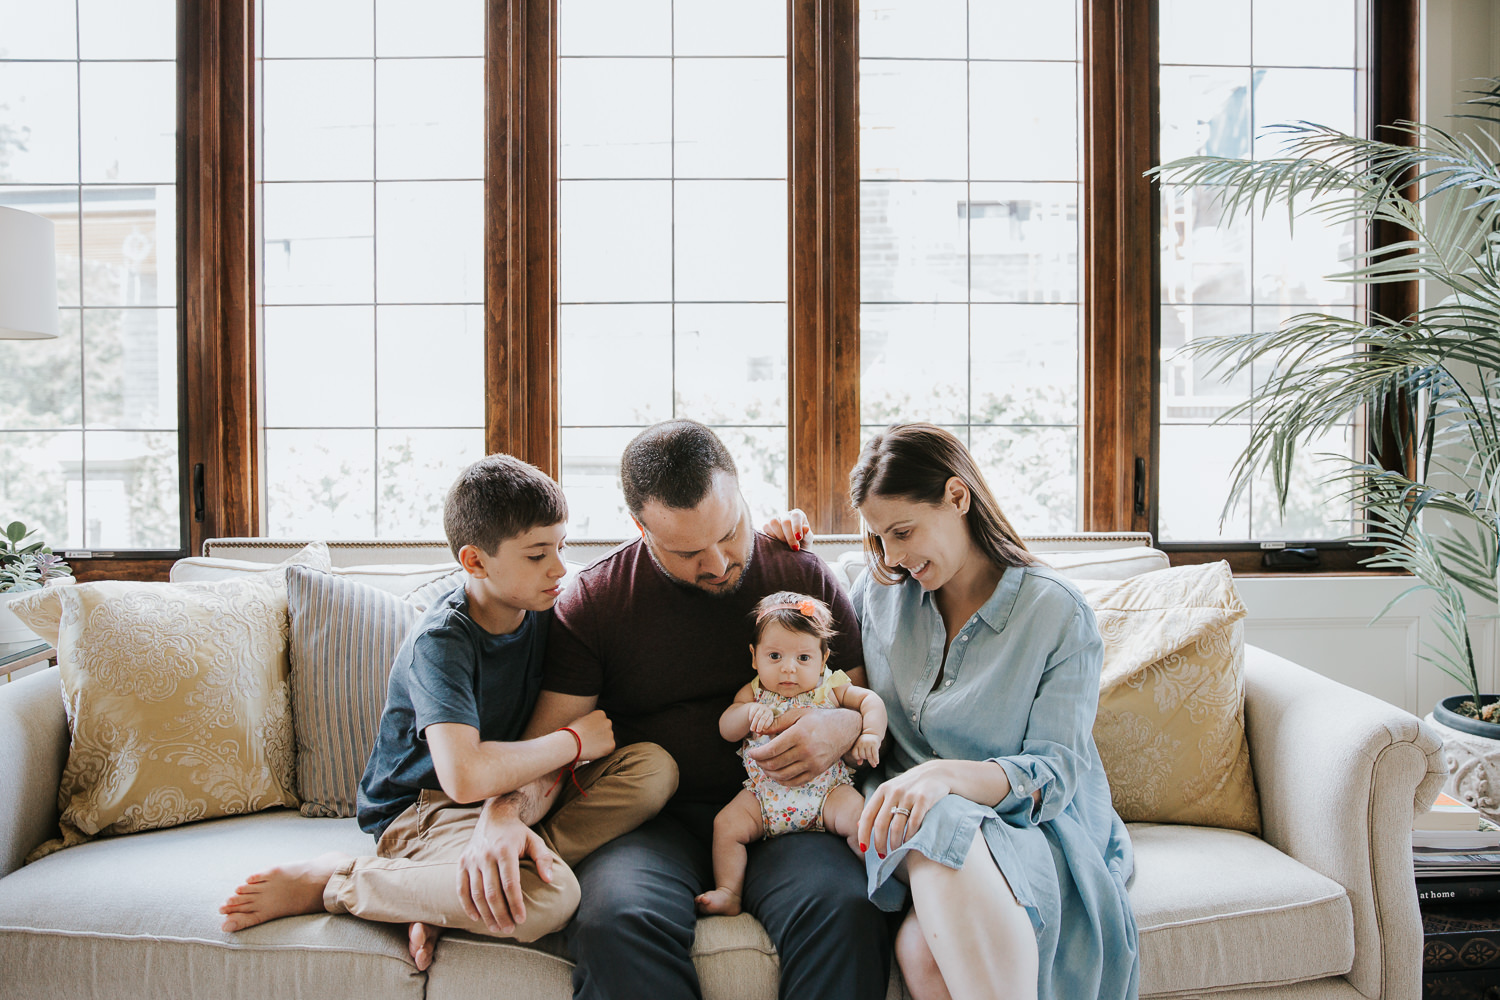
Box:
1235, 575, 1497, 718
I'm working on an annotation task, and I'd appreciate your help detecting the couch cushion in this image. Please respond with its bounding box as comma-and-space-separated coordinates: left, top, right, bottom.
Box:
287, 566, 426, 818
1129, 823, 1354, 996
0, 810, 422, 1000
9, 547, 328, 858
1037, 545, 1171, 580
1082, 562, 1261, 834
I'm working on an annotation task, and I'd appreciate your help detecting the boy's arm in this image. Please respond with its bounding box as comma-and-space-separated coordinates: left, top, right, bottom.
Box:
426, 713, 612, 805
718, 681, 760, 741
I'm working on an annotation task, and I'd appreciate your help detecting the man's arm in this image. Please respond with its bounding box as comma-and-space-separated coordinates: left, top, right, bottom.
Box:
744, 706, 862, 786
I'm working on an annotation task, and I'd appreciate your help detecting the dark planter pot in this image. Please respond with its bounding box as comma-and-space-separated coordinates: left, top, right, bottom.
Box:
1435, 694, 1500, 740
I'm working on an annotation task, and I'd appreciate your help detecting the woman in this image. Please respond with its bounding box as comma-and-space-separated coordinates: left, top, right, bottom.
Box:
778, 423, 1138, 1000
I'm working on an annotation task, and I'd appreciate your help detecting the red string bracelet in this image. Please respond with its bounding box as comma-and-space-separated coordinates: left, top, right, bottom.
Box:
544, 726, 588, 798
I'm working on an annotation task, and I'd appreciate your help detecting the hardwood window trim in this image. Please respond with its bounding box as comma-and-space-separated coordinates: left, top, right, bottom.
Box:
1082, 0, 1158, 536
788, 0, 861, 534
486, 0, 560, 478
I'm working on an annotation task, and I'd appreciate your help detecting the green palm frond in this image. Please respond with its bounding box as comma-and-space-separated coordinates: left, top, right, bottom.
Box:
1151, 78, 1500, 702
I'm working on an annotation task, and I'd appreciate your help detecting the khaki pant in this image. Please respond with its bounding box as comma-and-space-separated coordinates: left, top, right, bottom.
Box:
324, 742, 677, 942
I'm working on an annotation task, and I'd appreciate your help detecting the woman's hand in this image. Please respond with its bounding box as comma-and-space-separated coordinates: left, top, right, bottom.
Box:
858, 760, 954, 859
746, 703, 777, 735
850, 733, 882, 767
760, 508, 812, 550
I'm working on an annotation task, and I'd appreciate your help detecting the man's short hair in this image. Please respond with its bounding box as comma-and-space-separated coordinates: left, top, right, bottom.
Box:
621, 420, 738, 516
443, 454, 567, 560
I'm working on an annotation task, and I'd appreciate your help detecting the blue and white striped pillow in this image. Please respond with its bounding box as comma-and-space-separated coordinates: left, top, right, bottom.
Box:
286, 565, 463, 818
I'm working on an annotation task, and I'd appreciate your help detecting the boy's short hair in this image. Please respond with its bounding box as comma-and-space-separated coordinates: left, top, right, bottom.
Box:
750, 591, 836, 651
620, 419, 738, 517
443, 454, 567, 560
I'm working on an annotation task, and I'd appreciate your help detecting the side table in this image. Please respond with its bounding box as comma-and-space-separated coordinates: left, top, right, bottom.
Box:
0, 639, 56, 681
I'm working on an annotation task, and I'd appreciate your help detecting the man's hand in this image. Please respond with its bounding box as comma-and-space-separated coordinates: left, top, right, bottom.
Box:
564, 708, 615, 761
457, 801, 557, 935
744, 707, 859, 786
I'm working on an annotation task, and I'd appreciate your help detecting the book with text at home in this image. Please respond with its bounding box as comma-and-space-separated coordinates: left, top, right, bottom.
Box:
1419, 877, 1500, 906
1414, 795, 1500, 850
1424, 905, 1500, 973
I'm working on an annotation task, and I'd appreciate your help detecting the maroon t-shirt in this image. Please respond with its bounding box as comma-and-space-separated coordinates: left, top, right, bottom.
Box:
544, 533, 865, 806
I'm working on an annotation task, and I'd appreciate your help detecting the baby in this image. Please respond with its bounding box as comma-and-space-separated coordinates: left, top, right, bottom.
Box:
694, 591, 888, 916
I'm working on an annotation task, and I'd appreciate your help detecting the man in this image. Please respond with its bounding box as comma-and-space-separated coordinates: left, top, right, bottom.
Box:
456, 420, 891, 1000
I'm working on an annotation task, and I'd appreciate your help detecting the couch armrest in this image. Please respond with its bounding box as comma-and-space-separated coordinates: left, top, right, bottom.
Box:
1244, 645, 1445, 1000
0, 668, 68, 879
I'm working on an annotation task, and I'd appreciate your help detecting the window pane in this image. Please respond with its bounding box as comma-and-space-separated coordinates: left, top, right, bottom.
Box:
559, 59, 673, 179
258, 14, 485, 537
0, 64, 79, 184
375, 0, 483, 57
559, 305, 674, 426
1157, 2, 1365, 543
83, 307, 177, 430
0, 2, 182, 552
0, 0, 77, 58
261, 61, 374, 182
79, 62, 176, 185
557, 1, 789, 530
860, 9, 1083, 535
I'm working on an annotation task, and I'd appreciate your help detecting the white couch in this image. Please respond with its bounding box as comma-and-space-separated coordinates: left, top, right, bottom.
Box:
0, 535, 1446, 999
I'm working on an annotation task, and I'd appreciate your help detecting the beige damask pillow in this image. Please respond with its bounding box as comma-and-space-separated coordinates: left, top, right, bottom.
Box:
11, 543, 329, 860
1078, 561, 1261, 835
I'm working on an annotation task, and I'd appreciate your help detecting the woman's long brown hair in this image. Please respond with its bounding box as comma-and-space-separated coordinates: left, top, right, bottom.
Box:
848, 423, 1035, 585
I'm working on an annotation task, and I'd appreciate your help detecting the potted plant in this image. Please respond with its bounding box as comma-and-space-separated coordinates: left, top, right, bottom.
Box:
0, 520, 72, 644
1152, 80, 1500, 811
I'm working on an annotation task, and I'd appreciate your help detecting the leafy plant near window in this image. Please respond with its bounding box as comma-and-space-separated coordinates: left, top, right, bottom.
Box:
1152, 80, 1500, 717
0, 522, 71, 594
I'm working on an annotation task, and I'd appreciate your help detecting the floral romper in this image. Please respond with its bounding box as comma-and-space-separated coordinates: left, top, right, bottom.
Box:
740, 667, 855, 837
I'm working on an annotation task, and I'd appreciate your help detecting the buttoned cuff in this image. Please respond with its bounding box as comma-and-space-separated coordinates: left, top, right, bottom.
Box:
992, 758, 1044, 824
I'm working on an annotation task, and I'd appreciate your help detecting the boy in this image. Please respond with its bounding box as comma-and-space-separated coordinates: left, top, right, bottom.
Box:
218, 455, 677, 970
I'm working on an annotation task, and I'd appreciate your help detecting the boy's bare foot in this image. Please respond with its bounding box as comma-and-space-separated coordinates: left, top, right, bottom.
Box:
409, 921, 441, 971
218, 852, 352, 932
694, 887, 742, 916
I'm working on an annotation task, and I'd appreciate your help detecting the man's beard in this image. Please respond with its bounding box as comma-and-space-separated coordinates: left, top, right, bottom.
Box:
642, 534, 755, 597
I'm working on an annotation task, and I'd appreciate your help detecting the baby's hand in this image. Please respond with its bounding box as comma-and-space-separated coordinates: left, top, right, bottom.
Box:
747, 704, 777, 734
852, 734, 882, 767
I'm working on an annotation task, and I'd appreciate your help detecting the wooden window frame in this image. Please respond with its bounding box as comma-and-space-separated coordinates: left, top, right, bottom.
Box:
81, 0, 1419, 583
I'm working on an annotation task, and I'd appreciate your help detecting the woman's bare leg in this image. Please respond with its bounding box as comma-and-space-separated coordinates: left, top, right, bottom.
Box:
907, 831, 1037, 1000
895, 909, 953, 1000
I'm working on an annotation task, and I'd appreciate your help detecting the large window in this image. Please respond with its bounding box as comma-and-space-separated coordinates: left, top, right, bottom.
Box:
255, 0, 486, 538
0, 0, 182, 553
555, 0, 790, 538
858, 0, 1082, 534
1156, 0, 1365, 543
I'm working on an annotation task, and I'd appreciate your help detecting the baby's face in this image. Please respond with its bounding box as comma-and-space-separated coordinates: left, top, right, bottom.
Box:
751, 622, 828, 697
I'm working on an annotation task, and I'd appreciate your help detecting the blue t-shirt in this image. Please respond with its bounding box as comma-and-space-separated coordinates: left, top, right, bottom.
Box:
356, 585, 547, 837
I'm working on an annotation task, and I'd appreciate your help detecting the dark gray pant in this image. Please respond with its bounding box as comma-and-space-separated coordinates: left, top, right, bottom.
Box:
564, 803, 892, 1000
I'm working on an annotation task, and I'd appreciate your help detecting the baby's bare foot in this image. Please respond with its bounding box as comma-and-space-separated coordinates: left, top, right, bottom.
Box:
409, 921, 442, 970
694, 888, 742, 916
218, 851, 351, 932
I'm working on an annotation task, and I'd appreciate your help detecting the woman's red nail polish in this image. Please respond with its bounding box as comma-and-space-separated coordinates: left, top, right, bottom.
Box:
859, 843, 867, 852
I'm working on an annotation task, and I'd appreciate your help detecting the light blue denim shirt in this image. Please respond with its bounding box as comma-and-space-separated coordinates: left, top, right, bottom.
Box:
852, 562, 1139, 1000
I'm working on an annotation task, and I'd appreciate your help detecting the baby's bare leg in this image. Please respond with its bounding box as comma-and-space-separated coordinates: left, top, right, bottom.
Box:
695, 789, 764, 916
821, 784, 866, 853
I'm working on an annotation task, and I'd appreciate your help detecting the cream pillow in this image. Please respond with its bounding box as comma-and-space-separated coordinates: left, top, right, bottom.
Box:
1078, 561, 1261, 835
11, 543, 329, 859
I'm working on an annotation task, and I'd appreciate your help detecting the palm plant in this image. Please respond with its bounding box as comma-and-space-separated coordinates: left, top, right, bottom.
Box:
1151, 80, 1500, 716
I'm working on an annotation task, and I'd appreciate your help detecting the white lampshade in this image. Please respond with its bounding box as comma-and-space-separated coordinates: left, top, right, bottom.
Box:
0, 205, 60, 340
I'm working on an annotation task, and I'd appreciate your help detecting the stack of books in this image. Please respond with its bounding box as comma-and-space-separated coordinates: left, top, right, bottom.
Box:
1416, 793, 1500, 998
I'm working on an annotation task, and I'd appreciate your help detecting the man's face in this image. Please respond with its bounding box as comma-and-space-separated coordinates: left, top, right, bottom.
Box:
637, 471, 754, 596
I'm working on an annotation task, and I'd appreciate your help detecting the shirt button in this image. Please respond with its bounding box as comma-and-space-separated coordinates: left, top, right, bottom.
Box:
960, 635, 969, 642
944, 680, 953, 687
911, 713, 918, 721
